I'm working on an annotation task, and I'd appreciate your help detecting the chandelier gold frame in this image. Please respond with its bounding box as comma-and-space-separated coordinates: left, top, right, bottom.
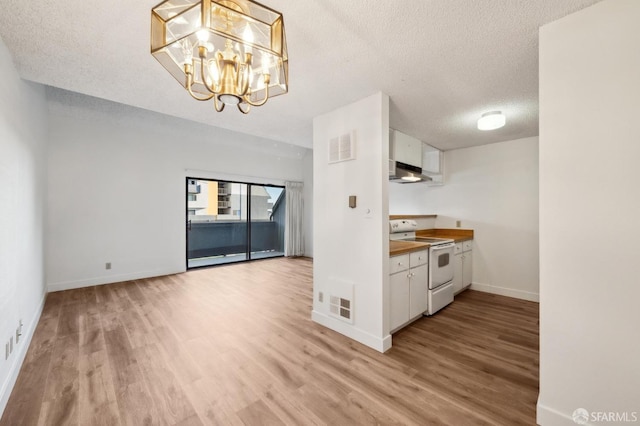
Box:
151, 0, 288, 114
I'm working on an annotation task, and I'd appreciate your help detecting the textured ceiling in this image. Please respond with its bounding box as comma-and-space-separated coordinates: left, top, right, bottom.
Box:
0, 0, 601, 150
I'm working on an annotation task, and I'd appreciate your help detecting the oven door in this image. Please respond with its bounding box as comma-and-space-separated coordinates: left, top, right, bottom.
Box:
429, 243, 454, 289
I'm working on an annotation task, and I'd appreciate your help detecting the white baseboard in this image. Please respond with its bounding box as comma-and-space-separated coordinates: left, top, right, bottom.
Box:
0, 292, 46, 419
537, 401, 585, 425
470, 282, 539, 302
312, 310, 392, 353
47, 267, 185, 292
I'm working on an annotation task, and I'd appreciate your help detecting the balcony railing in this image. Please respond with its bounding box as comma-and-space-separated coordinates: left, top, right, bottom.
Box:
187, 221, 283, 259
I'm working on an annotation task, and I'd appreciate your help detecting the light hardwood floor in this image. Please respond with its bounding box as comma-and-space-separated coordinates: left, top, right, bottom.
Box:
0, 258, 539, 425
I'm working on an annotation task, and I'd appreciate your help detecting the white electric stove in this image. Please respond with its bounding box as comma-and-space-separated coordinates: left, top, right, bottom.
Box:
390, 219, 455, 315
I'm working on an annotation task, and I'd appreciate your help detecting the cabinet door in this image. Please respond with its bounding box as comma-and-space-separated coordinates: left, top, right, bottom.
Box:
390, 272, 410, 331
462, 251, 473, 288
393, 131, 422, 168
409, 264, 428, 318
422, 144, 442, 174
453, 253, 464, 294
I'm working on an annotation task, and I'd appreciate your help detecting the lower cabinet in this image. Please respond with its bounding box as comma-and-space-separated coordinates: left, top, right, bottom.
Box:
389, 249, 429, 332
390, 270, 410, 330
453, 240, 473, 294
409, 262, 428, 318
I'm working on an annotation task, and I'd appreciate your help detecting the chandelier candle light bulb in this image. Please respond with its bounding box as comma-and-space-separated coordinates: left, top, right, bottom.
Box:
243, 24, 253, 54
208, 58, 220, 85
151, 0, 288, 114
196, 28, 209, 42
181, 40, 193, 65
261, 52, 270, 75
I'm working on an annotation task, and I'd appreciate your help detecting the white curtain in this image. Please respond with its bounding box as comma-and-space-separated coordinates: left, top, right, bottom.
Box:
284, 181, 304, 256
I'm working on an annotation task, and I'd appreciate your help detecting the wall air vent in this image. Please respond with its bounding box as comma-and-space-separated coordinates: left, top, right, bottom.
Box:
329, 295, 353, 323
328, 131, 356, 164
326, 277, 354, 324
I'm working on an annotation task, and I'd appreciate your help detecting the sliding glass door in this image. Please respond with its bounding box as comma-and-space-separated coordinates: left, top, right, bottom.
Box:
186, 178, 285, 268
249, 185, 285, 260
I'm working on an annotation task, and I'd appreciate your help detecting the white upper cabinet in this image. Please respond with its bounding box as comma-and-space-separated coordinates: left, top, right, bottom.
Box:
422, 142, 444, 186
422, 143, 442, 174
389, 129, 445, 185
390, 130, 422, 168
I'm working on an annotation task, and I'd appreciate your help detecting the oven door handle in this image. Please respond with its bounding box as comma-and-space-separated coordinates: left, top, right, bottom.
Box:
431, 243, 455, 251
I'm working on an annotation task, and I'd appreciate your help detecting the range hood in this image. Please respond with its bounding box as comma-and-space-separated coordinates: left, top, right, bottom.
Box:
389, 160, 433, 184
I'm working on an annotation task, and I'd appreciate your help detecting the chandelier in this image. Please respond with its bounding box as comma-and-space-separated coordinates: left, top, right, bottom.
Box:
151, 0, 288, 114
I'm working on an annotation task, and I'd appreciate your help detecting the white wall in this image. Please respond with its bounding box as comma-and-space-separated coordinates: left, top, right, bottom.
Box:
0, 37, 48, 416
312, 93, 391, 352
46, 88, 309, 291
538, 1, 640, 424
390, 137, 540, 301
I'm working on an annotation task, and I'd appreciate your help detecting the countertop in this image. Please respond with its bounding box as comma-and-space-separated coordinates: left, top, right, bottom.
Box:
389, 240, 431, 256
389, 214, 437, 220
389, 228, 474, 256
417, 229, 474, 242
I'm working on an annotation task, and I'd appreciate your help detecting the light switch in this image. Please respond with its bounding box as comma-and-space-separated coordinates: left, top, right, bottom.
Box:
349, 195, 357, 208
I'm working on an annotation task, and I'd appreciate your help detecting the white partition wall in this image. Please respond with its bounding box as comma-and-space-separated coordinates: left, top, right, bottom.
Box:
312, 93, 391, 352
538, 1, 640, 424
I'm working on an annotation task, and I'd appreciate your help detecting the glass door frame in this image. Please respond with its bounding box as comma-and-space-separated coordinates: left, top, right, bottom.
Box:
185, 176, 285, 270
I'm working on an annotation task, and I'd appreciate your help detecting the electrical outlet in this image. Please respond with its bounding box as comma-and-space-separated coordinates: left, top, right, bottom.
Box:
456, 220, 461, 228
105, 262, 111, 270
319, 292, 324, 303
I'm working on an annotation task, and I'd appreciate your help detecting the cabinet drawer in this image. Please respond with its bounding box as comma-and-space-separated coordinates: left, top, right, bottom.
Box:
454, 242, 463, 254
410, 250, 429, 267
463, 240, 473, 252
389, 254, 410, 274
428, 282, 454, 315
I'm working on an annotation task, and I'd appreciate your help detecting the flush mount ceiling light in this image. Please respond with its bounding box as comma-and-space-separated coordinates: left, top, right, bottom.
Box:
151, 0, 288, 114
477, 111, 506, 131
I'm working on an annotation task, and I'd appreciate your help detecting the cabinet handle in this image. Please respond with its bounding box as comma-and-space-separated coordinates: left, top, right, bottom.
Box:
398, 262, 403, 266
